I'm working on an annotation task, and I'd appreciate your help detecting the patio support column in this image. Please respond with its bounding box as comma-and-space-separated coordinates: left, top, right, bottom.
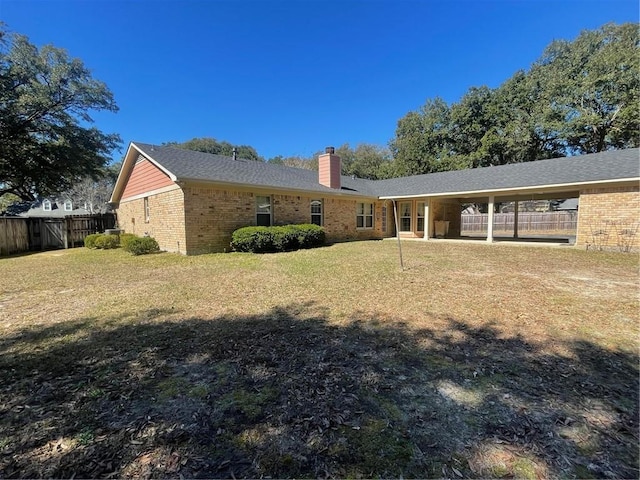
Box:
487, 196, 495, 243
513, 201, 519, 239
423, 199, 431, 240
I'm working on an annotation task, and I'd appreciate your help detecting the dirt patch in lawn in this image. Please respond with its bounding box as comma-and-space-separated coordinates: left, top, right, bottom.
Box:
0, 242, 638, 478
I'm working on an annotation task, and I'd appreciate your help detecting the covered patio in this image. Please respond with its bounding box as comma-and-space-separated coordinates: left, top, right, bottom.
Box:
377, 148, 639, 250
386, 188, 580, 246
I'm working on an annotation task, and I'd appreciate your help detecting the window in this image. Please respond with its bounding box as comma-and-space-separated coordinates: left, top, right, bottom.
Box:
417, 202, 425, 232
144, 197, 150, 223
310, 199, 323, 226
42, 199, 52, 211
399, 202, 411, 231
256, 195, 272, 226
64, 200, 73, 211
356, 202, 374, 229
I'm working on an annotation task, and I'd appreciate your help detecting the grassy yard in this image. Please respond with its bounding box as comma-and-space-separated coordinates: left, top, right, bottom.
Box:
0, 240, 638, 478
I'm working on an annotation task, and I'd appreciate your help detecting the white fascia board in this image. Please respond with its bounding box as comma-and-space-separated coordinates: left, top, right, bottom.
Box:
377, 177, 640, 200
109, 142, 138, 203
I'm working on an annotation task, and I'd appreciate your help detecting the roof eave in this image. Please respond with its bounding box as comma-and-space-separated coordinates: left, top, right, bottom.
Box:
378, 177, 640, 200
175, 177, 378, 199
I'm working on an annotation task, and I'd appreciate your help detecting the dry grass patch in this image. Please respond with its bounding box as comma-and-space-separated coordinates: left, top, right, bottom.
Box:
0, 241, 638, 478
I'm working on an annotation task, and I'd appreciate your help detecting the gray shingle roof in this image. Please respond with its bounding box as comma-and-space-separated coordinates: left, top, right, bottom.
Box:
19, 204, 91, 218
134, 142, 639, 199
134, 142, 379, 197
375, 148, 640, 198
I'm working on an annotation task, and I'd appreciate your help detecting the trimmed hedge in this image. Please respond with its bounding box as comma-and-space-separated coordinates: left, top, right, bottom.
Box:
119, 233, 139, 250
85, 233, 119, 249
94, 234, 120, 249
231, 224, 325, 253
84, 232, 160, 255
84, 233, 101, 249
123, 236, 160, 256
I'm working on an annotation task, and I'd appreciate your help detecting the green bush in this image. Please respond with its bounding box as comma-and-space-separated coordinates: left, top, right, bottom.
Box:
296, 223, 326, 249
123, 236, 160, 255
230, 226, 272, 253
231, 224, 325, 253
272, 225, 300, 251
84, 233, 101, 249
93, 234, 120, 249
118, 233, 139, 250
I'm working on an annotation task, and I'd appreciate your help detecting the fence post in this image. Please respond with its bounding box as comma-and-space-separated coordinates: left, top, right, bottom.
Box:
2, 218, 7, 256
39, 219, 45, 251
63, 217, 69, 249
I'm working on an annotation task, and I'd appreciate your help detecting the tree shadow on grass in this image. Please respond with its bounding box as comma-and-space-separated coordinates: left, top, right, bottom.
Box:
0, 303, 637, 478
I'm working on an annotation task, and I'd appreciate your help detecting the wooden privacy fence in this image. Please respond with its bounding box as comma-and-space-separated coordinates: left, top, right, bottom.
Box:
0, 214, 116, 256
461, 211, 577, 234
0, 217, 29, 255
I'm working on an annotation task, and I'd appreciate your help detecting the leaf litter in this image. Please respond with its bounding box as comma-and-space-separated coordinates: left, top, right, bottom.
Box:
0, 242, 637, 478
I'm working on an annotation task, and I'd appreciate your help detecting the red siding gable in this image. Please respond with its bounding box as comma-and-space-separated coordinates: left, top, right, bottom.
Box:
122, 158, 174, 200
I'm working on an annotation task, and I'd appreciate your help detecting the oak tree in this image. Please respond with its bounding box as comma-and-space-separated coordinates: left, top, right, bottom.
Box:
0, 26, 120, 200
169, 137, 262, 162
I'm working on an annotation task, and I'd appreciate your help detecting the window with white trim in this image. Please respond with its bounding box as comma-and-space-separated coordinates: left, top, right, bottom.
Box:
64, 200, 73, 211
417, 202, 425, 232
356, 202, 374, 229
144, 197, 150, 223
256, 195, 272, 226
399, 202, 411, 231
42, 199, 52, 211
310, 199, 323, 226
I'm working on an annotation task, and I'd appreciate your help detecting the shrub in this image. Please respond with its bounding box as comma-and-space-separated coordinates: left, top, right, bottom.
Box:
231, 224, 325, 253
296, 223, 325, 249
93, 234, 119, 249
118, 233, 139, 250
84, 233, 101, 249
230, 227, 274, 253
123, 236, 160, 255
272, 225, 300, 251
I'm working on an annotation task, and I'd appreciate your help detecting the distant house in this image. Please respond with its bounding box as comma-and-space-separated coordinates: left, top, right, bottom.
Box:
555, 198, 579, 211
109, 143, 639, 254
5, 199, 115, 252
19, 199, 91, 218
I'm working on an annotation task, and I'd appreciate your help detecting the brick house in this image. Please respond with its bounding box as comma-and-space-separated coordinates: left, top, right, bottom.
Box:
110, 143, 639, 254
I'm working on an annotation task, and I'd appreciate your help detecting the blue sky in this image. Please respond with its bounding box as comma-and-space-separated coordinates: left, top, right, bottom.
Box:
1, 0, 638, 161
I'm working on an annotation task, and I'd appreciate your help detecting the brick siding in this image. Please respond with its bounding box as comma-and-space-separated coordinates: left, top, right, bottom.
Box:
116, 187, 187, 254
182, 186, 255, 254
576, 185, 640, 251
323, 197, 388, 242
116, 184, 639, 254
181, 185, 389, 254
428, 199, 461, 238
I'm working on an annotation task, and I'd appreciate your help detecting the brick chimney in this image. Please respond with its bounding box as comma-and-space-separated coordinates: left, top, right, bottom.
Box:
318, 146, 341, 189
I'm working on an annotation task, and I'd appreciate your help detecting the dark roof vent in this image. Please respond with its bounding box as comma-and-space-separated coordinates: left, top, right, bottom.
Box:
232, 147, 238, 160
325, 146, 335, 154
